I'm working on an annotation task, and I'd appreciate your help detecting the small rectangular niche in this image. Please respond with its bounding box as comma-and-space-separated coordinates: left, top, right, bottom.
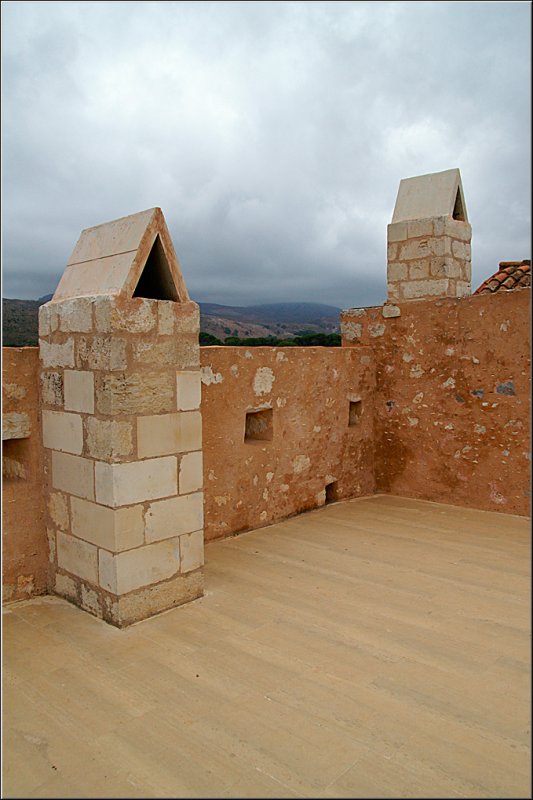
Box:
348, 398, 362, 426
244, 408, 273, 443
2, 439, 29, 481
325, 480, 338, 504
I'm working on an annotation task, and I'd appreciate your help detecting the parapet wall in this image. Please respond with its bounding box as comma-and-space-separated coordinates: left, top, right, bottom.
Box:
2, 286, 531, 603
341, 287, 531, 515
201, 345, 375, 541
2, 348, 48, 602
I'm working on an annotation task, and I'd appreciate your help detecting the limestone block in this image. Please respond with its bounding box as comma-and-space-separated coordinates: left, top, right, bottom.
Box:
95, 298, 157, 333
174, 301, 200, 334
40, 339, 75, 368
38, 304, 59, 336
113, 570, 203, 627
58, 297, 93, 333
180, 530, 204, 573
179, 451, 203, 494
42, 410, 83, 455
340, 320, 362, 341
452, 240, 471, 259
64, 370, 94, 413
52, 451, 95, 500
48, 492, 70, 531
369, 323, 385, 338
2, 412, 30, 440
41, 372, 64, 406
96, 371, 175, 416
68, 208, 157, 266
408, 260, 430, 279
406, 219, 434, 238
57, 531, 98, 583
53, 255, 136, 302
399, 239, 431, 261
115, 299, 157, 333
158, 302, 175, 335
85, 417, 133, 461
434, 217, 471, 240
391, 169, 467, 223
137, 411, 202, 458
54, 572, 78, 602
80, 584, 100, 615
94, 296, 112, 333
387, 263, 408, 281
387, 243, 397, 261
460, 261, 472, 280
401, 279, 449, 299
430, 237, 451, 257
176, 371, 201, 411
95, 456, 178, 507
387, 222, 407, 242
71, 497, 144, 551
387, 283, 400, 301
430, 258, 461, 278
456, 281, 472, 297
98, 536, 181, 594
145, 491, 204, 543
75, 336, 127, 371
132, 336, 199, 369
382, 305, 401, 319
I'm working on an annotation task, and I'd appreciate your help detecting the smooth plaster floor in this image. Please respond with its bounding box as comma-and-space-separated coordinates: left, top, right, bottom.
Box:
2, 495, 531, 798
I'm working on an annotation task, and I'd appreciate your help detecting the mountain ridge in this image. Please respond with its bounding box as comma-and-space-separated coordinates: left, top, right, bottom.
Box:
2, 298, 341, 346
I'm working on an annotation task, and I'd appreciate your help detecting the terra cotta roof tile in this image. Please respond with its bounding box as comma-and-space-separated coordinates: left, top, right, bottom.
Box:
474, 260, 531, 295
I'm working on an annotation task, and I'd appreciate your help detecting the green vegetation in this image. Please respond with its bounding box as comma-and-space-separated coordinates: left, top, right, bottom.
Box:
199, 332, 223, 345
2, 300, 40, 346
201, 332, 341, 347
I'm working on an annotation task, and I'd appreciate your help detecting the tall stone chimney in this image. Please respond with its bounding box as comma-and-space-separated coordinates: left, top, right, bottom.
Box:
387, 168, 472, 302
39, 208, 204, 627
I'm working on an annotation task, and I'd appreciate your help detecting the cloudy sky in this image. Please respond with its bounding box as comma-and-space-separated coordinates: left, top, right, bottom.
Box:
2, 1, 531, 307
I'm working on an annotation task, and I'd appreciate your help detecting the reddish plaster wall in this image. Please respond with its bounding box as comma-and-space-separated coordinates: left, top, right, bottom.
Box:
200, 346, 375, 541
341, 288, 531, 516
3, 288, 529, 604
2, 348, 48, 602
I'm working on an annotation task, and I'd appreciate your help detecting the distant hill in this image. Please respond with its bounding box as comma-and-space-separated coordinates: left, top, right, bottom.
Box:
199, 302, 340, 340
2, 299, 41, 346
2, 298, 341, 347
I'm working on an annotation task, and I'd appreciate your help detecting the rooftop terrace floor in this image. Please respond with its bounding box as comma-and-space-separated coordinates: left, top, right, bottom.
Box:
2, 495, 531, 798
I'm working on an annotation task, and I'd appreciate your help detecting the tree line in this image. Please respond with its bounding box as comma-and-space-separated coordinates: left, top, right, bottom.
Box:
199, 331, 341, 347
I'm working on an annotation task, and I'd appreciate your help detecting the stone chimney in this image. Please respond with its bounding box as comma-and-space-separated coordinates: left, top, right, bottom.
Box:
39, 208, 204, 627
387, 168, 472, 302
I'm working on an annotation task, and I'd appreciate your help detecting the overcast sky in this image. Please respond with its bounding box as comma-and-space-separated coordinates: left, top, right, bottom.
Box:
2, 1, 531, 307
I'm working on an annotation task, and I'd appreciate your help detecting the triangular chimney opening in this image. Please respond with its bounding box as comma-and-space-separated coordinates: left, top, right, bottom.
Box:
452, 188, 466, 221
133, 235, 179, 301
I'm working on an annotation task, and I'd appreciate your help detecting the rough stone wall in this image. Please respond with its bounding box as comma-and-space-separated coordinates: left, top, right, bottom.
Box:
200, 346, 376, 541
341, 288, 531, 515
2, 348, 48, 602
387, 217, 472, 302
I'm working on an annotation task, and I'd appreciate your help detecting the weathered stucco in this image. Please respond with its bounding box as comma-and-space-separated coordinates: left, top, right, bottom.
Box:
341, 288, 531, 515
200, 346, 375, 541
2, 348, 48, 602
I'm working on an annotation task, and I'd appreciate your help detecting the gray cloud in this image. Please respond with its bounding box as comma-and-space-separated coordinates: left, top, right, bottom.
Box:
2, 1, 530, 307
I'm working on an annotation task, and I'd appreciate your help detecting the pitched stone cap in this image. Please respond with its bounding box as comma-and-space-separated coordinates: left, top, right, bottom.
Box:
391, 168, 468, 224
52, 208, 189, 303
